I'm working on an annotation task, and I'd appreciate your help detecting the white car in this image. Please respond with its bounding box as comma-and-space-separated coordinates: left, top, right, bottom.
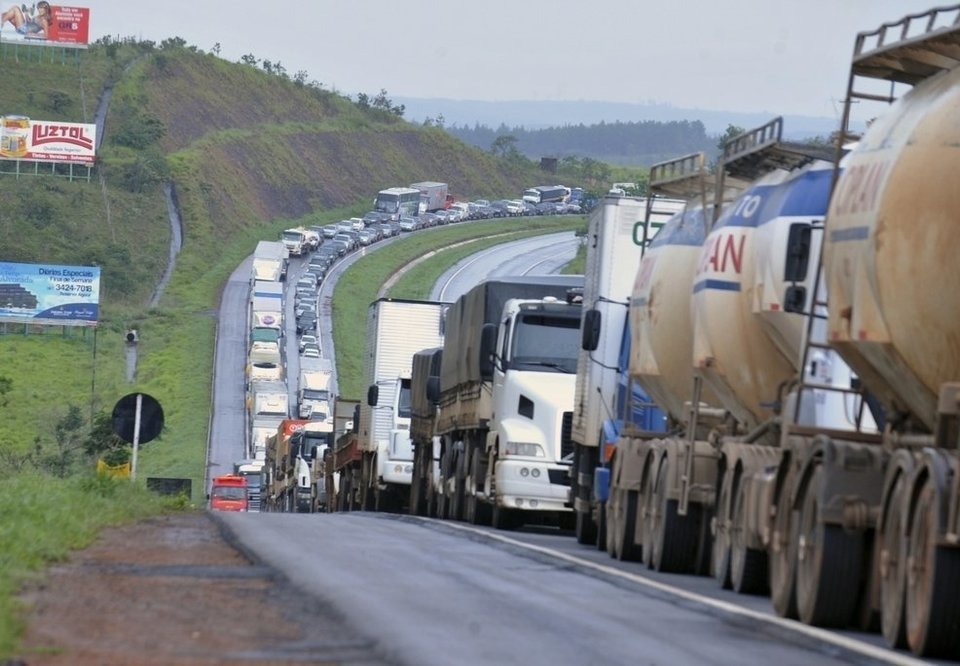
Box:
298, 334, 319, 353
300, 345, 321, 359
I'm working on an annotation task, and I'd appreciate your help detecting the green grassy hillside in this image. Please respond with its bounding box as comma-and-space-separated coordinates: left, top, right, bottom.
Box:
0, 40, 552, 487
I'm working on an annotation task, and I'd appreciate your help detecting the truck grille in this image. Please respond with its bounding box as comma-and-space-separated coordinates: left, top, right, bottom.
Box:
560, 411, 574, 459
248, 490, 262, 512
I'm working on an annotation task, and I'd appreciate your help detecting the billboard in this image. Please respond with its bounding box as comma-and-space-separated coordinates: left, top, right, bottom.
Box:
0, 116, 96, 164
0, 4, 89, 47
0, 261, 100, 326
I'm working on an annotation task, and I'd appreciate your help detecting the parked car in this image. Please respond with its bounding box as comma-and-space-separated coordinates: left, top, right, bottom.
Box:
300, 344, 321, 359
296, 277, 315, 291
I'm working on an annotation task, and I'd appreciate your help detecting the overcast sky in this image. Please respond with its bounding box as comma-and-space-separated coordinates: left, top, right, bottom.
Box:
71, 1, 951, 119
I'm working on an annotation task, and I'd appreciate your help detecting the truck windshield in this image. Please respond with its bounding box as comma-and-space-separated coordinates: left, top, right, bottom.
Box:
212, 486, 246, 500
510, 314, 580, 373
302, 389, 329, 402
282, 231, 303, 242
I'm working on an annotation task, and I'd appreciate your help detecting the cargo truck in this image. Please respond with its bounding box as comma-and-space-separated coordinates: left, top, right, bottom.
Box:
250, 280, 284, 332
568, 193, 682, 545
410, 181, 449, 213
348, 299, 449, 512
408, 347, 443, 516
251, 240, 288, 283
432, 276, 584, 529
297, 358, 334, 422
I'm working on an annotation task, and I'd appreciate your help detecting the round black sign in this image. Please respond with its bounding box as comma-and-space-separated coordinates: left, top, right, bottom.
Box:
111, 393, 164, 444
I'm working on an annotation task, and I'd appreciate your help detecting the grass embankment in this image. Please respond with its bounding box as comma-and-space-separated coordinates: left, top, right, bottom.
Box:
331, 216, 586, 399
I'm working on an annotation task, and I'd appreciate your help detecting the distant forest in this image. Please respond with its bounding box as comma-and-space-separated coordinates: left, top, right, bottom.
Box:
442, 119, 719, 167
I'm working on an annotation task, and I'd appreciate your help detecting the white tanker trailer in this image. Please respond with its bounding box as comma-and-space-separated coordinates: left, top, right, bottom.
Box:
811, 6, 960, 658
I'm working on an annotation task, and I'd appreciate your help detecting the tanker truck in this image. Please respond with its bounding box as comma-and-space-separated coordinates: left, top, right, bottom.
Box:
605, 119, 865, 578
767, 9, 960, 658
433, 276, 584, 529
569, 192, 683, 545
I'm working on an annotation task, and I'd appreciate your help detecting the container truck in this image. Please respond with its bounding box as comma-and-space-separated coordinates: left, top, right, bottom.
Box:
328, 398, 361, 511
432, 276, 584, 529
351, 299, 449, 512
410, 181, 449, 213
251, 240, 288, 283
250, 280, 284, 332
568, 193, 682, 545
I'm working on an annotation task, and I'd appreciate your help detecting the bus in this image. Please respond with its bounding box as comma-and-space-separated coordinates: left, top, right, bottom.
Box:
374, 187, 421, 221
521, 185, 570, 205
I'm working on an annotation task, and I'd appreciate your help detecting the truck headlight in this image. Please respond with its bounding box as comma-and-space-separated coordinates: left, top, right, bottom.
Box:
504, 442, 545, 457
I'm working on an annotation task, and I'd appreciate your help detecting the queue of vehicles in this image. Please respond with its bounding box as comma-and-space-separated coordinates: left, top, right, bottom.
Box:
221, 14, 960, 656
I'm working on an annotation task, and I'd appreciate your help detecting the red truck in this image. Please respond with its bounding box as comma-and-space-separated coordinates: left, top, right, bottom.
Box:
209, 474, 249, 512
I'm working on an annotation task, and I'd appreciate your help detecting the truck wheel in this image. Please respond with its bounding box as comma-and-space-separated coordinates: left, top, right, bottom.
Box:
730, 477, 768, 594
880, 472, 908, 649
449, 450, 465, 522
796, 466, 863, 627
605, 499, 617, 557
595, 501, 607, 551
713, 471, 733, 589
465, 450, 490, 526
574, 445, 598, 545
905, 476, 960, 658
492, 504, 519, 530
770, 475, 798, 618
650, 458, 700, 573
613, 489, 642, 561
409, 448, 426, 516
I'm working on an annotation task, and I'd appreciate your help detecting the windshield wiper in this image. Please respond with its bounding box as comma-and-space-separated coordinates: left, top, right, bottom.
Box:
517, 360, 574, 373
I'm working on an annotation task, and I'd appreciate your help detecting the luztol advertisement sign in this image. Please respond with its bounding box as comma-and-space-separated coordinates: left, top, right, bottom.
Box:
0, 116, 96, 164
0, 3, 89, 46
0, 261, 100, 326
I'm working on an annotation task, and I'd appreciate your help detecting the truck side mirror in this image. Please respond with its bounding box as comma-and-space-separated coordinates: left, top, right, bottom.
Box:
479, 323, 497, 379
426, 376, 440, 404
784, 223, 812, 283
581, 309, 601, 351
783, 285, 807, 314
367, 384, 379, 407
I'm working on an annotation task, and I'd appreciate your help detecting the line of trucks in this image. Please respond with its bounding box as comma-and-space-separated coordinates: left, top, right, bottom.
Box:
242, 239, 339, 513
314, 7, 960, 660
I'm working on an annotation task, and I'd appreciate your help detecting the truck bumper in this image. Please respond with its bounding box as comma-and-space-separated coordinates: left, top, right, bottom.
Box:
379, 458, 413, 486
495, 459, 571, 512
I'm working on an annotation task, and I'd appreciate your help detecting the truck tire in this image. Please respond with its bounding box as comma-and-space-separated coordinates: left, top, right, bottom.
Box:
770, 474, 799, 619
713, 471, 733, 589
796, 466, 863, 628
649, 458, 700, 573
595, 500, 607, 551
492, 503, 520, 530
465, 448, 491, 525
880, 472, 908, 649
905, 475, 960, 658
574, 445, 598, 545
730, 477, 768, 594
613, 489, 642, 561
